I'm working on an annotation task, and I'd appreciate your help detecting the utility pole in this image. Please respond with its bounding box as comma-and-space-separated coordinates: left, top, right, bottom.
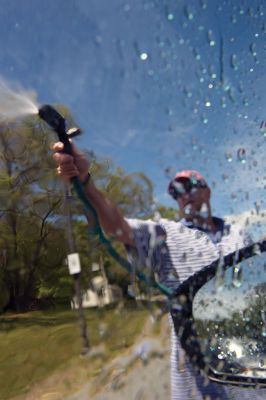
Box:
65, 185, 90, 355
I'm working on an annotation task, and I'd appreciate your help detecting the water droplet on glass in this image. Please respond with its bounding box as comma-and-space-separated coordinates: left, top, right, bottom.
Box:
225, 152, 233, 162
258, 4, 264, 16
231, 266, 243, 288
222, 173, 229, 182
94, 35, 102, 45
207, 30, 215, 46
261, 310, 266, 323
243, 98, 249, 107
167, 271, 179, 282
254, 201, 260, 215
260, 121, 266, 137
193, 48, 201, 60
184, 6, 194, 20
221, 96, 227, 108
191, 139, 198, 150
167, 13, 174, 21
201, 115, 208, 124
165, 107, 173, 116
238, 81, 244, 93
228, 88, 236, 103
200, 0, 207, 10
199, 203, 208, 219
231, 14, 237, 24
231, 192, 237, 201
140, 52, 148, 61
184, 204, 192, 215
237, 148, 246, 163
180, 252, 187, 263
98, 323, 107, 337
230, 54, 238, 70
123, 4, 130, 12
250, 43, 257, 56
215, 260, 225, 290
164, 167, 174, 179
183, 87, 192, 98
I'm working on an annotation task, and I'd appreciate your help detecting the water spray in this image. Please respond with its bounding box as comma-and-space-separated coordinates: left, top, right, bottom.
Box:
0, 78, 39, 121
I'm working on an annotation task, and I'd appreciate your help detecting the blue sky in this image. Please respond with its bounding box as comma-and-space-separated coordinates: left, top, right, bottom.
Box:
0, 0, 265, 217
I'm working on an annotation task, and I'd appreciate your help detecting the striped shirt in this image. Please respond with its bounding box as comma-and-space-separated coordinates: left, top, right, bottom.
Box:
126, 217, 266, 400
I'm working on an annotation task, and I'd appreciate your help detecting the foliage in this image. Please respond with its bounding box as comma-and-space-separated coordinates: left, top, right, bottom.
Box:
0, 113, 69, 311
0, 105, 178, 311
155, 204, 180, 220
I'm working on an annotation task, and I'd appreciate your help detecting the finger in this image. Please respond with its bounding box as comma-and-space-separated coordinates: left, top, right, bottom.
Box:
56, 166, 78, 181
53, 152, 73, 165
52, 141, 64, 152
57, 160, 79, 173
58, 163, 78, 174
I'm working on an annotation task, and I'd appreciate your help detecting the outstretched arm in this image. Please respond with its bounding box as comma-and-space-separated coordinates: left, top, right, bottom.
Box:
52, 141, 134, 246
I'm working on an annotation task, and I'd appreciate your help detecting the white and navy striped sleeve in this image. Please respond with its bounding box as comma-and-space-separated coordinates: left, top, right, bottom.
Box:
125, 218, 167, 271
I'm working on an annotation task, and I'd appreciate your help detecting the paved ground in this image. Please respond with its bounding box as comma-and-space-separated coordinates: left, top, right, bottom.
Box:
66, 314, 171, 400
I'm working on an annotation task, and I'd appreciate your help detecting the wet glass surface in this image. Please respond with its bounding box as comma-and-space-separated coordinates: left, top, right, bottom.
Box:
194, 251, 266, 380
0, 0, 265, 399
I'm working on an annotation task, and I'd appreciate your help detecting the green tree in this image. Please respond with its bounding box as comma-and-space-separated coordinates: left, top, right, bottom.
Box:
0, 114, 68, 311
0, 104, 156, 311
155, 204, 180, 220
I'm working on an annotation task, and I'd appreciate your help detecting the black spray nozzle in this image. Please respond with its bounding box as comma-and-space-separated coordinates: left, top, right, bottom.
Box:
39, 104, 66, 135
38, 104, 80, 155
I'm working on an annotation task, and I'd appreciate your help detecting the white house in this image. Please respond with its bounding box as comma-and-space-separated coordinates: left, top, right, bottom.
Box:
71, 261, 123, 309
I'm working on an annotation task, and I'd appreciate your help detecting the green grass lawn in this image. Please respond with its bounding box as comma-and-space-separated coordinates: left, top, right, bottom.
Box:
0, 302, 149, 400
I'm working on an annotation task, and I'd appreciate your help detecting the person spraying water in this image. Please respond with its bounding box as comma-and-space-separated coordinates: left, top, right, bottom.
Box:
0, 78, 171, 359
0, 78, 170, 294
3, 78, 265, 400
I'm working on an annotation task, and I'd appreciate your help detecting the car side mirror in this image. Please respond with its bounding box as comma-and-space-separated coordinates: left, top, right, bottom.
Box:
170, 240, 266, 388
